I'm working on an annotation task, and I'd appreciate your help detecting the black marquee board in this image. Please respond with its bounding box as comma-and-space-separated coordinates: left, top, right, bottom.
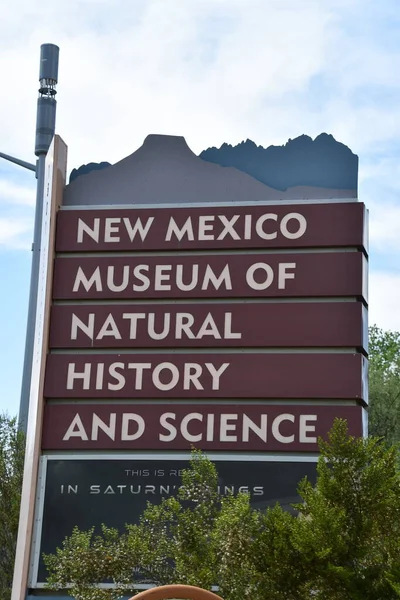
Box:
31, 454, 318, 585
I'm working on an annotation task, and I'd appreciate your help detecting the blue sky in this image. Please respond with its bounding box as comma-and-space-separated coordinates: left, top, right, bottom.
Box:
1, 0, 400, 416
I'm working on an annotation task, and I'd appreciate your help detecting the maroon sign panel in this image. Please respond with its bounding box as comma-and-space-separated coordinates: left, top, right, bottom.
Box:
49, 302, 367, 349
41, 403, 364, 452
44, 352, 367, 401
52, 252, 365, 300
55, 202, 367, 252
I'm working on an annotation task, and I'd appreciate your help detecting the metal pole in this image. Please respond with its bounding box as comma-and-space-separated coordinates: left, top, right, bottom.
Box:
0, 152, 35, 172
18, 155, 45, 431
18, 44, 59, 432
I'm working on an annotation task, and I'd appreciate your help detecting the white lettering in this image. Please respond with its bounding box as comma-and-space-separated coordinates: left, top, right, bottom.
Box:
299, 415, 317, 443
122, 313, 146, 338
246, 263, 274, 290
67, 363, 91, 390
108, 362, 126, 391
127, 363, 152, 389
159, 413, 177, 442
104, 218, 121, 242
133, 265, 150, 291
220, 414, 238, 441
280, 213, 307, 239
183, 363, 204, 390
244, 214, 252, 240
272, 414, 295, 443
92, 413, 116, 441
77, 218, 99, 243
278, 263, 296, 290
63, 414, 89, 441
197, 313, 221, 339
107, 265, 129, 292
165, 217, 194, 241
148, 313, 170, 340
71, 313, 94, 341
152, 363, 180, 391
198, 216, 214, 240
73, 267, 102, 292
256, 214, 278, 240
201, 265, 232, 290
175, 313, 195, 339
154, 265, 172, 291
206, 413, 214, 441
181, 413, 203, 442
205, 362, 230, 390
217, 215, 240, 240
97, 314, 122, 339
176, 264, 198, 291
224, 312, 242, 339
95, 363, 104, 389
123, 217, 154, 241
242, 414, 267, 442
121, 414, 146, 441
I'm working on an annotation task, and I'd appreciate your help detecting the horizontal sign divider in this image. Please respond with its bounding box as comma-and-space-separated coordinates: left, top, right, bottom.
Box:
38, 452, 324, 461
44, 398, 363, 405
55, 246, 363, 258
51, 297, 362, 304
48, 348, 362, 354
59, 199, 358, 209
50, 298, 368, 308
43, 400, 368, 409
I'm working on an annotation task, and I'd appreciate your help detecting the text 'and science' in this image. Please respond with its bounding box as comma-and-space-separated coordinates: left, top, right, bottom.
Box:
41, 404, 363, 451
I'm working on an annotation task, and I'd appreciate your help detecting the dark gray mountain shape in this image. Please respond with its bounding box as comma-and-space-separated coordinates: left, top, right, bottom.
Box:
200, 133, 358, 192
69, 161, 111, 183
64, 134, 356, 206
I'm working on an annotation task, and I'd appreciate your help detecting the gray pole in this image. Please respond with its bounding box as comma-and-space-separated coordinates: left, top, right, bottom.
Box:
18, 44, 59, 433
0, 152, 35, 172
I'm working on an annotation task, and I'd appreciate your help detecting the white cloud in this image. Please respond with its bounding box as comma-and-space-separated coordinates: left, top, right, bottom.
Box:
48, 0, 338, 169
0, 0, 388, 167
367, 203, 400, 254
0, 180, 35, 207
369, 271, 400, 332
0, 178, 35, 249
358, 158, 400, 257
0, 217, 32, 249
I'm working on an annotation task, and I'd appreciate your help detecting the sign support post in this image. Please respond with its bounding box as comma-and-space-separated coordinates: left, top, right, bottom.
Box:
11, 135, 67, 600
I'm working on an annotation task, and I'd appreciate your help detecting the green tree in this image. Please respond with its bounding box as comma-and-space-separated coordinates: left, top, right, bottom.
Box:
0, 413, 25, 600
216, 421, 400, 599
45, 422, 400, 600
287, 420, 400, 599
368, 325, 400, 444
45, 450, 221, 600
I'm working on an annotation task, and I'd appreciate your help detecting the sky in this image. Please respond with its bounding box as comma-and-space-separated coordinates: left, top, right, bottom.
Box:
0, 0, 399, 417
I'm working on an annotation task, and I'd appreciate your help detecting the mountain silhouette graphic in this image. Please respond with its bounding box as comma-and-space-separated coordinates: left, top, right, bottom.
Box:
200, 133, 358, 192
66, 133, 358, 202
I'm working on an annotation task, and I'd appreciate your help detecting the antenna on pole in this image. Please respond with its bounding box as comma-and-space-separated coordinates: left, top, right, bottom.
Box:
35, 44, 59, 156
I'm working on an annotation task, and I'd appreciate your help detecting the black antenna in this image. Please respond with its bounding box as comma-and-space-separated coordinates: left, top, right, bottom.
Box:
35, 43, 59, 156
